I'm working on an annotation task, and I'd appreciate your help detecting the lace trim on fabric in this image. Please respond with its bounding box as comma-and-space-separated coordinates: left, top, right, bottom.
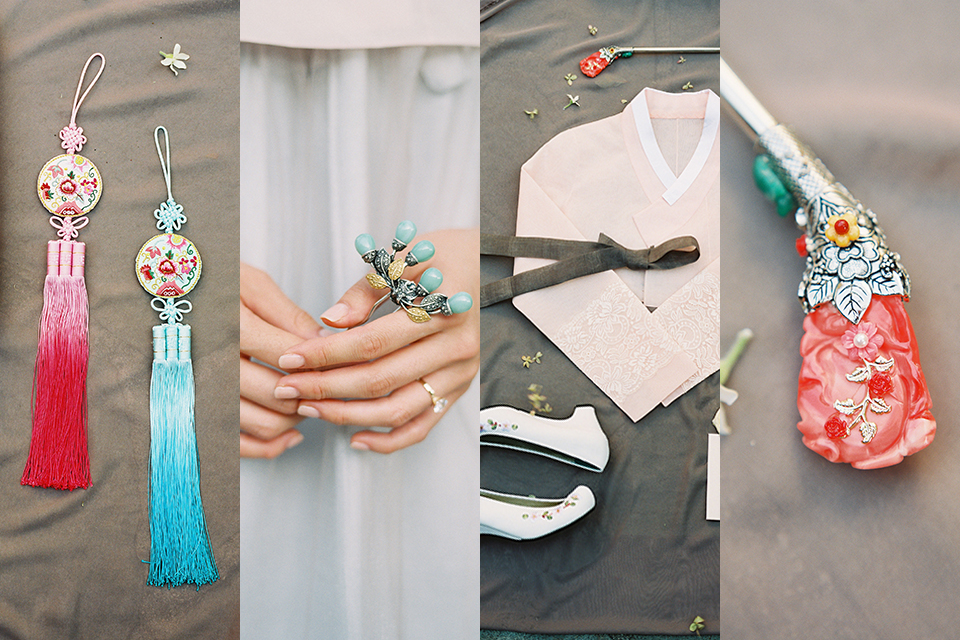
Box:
656, 270, 720, 395
553, 282, 681, 403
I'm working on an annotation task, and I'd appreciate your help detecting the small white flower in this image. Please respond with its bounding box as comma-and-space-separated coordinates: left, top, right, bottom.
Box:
160, 43, 190, 76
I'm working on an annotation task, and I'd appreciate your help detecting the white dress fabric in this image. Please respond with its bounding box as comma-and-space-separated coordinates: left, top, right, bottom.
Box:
239, 44, 480, 640
513, 88, 720, 421
241, 0, 478, 50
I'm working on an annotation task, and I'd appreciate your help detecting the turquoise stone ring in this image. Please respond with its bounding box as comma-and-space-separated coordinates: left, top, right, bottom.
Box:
355, 220, 473, 323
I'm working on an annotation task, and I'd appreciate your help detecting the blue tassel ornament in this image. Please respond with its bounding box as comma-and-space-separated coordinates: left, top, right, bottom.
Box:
147, 324, 218, 588
137, 126, 216, 588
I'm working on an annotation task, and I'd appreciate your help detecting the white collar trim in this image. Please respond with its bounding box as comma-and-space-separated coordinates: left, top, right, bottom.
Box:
633, 88, 719, 205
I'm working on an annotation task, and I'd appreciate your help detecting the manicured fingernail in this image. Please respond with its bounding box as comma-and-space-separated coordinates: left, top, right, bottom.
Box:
286, 433, 305, 450
318, 327, 335, 338
274, 386, 300, 399
278, 354, 305, 369
298, 405, 320, 418
350, 441, 370, 451
321, 303, 349, 324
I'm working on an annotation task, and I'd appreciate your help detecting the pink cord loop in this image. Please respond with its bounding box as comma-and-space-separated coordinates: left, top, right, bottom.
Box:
63, 53, 105, 154
49, 215, 89, 241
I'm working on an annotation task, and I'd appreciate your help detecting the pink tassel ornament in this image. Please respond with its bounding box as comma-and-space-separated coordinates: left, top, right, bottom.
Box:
22, 53, 104, 490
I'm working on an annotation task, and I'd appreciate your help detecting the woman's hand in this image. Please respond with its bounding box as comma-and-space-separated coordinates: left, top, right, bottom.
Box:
240, 262, 325, 458
274, 228, 480, 454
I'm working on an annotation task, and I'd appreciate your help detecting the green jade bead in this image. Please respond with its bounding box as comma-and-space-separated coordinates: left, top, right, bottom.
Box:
447, 291, 473, 314
419, 267, 443, 293
355, 233, 376, 255
408, 240, 435, 264
775, 193, 797, 218
394, 220, 417, 245
752, 154, 797, 217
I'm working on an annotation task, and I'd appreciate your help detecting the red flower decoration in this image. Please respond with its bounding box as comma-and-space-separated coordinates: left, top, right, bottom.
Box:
158, 259, 177, 275
59, 179, 78, 195
824, 415, 848, 439
139, 264, 154, 280
868, 372, 893, 397
41, 182, 50, 190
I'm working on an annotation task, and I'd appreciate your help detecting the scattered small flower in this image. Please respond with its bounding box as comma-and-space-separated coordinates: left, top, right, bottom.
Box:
564, 73, 577, 85
682, 82, 694, 90
588, 25, 598, 36
678, 56, 687, 64
621, 99, 628, 104
524, 109, 539, 119
527, 384, 553, 414
521, 352, 543, 368
160, 43, 190, 76
689, 615, 705, 636
563, 94, 581, 110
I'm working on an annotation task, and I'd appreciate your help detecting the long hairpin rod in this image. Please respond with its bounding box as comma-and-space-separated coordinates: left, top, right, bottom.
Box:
719, 58, 777, 137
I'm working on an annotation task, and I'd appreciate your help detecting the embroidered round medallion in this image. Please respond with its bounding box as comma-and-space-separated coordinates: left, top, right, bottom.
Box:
37, 154, 102, 216
135, 233, 202, 298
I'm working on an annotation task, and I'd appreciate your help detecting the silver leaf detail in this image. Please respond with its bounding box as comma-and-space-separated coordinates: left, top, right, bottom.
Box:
806, 273, 837, 310
873, 356, 894, 372
834, 398, 858, 415
834, 279, 872, 324
846, 366, 870, 383
869, 270, 905, 297
869, 397, 892, 414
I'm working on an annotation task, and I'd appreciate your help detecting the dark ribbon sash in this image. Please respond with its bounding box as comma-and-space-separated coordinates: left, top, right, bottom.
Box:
480, 233, 700, 307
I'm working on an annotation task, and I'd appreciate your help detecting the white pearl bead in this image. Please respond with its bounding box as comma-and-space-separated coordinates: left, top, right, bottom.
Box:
853, 333, 869, 348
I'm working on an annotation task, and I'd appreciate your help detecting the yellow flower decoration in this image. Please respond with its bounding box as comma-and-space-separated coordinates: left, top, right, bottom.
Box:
824, 211, 860, 247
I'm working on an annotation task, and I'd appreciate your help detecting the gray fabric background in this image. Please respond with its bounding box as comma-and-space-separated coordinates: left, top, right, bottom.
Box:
0, 2, 239, 639
480, 0, 719, 634
720, 2, 960, 638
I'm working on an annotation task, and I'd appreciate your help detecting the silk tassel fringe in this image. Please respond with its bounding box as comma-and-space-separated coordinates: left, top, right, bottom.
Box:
147, 323, 218, 588
23, 241, 90, 490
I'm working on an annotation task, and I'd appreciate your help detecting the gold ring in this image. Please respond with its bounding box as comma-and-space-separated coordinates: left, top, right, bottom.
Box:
418, 378, 447, 414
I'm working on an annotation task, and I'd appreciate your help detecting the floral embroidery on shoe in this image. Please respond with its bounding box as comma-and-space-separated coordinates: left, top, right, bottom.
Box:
480, 419, 519, 433
520, 494, 579, 520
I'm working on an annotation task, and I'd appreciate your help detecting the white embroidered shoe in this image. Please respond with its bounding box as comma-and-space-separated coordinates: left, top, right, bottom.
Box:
479, 485, 596, 540
480, 405, 609, 472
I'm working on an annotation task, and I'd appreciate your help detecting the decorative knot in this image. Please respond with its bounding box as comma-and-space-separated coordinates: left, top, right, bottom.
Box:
598, 233, 700, 271
59, 124, 87, 154
151, 297, 193, 324
155, 198, 187, 232
49, 215, 89, 240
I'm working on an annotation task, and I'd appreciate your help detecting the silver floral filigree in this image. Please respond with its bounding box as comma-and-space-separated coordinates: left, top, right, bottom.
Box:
759, 125, 910, 324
